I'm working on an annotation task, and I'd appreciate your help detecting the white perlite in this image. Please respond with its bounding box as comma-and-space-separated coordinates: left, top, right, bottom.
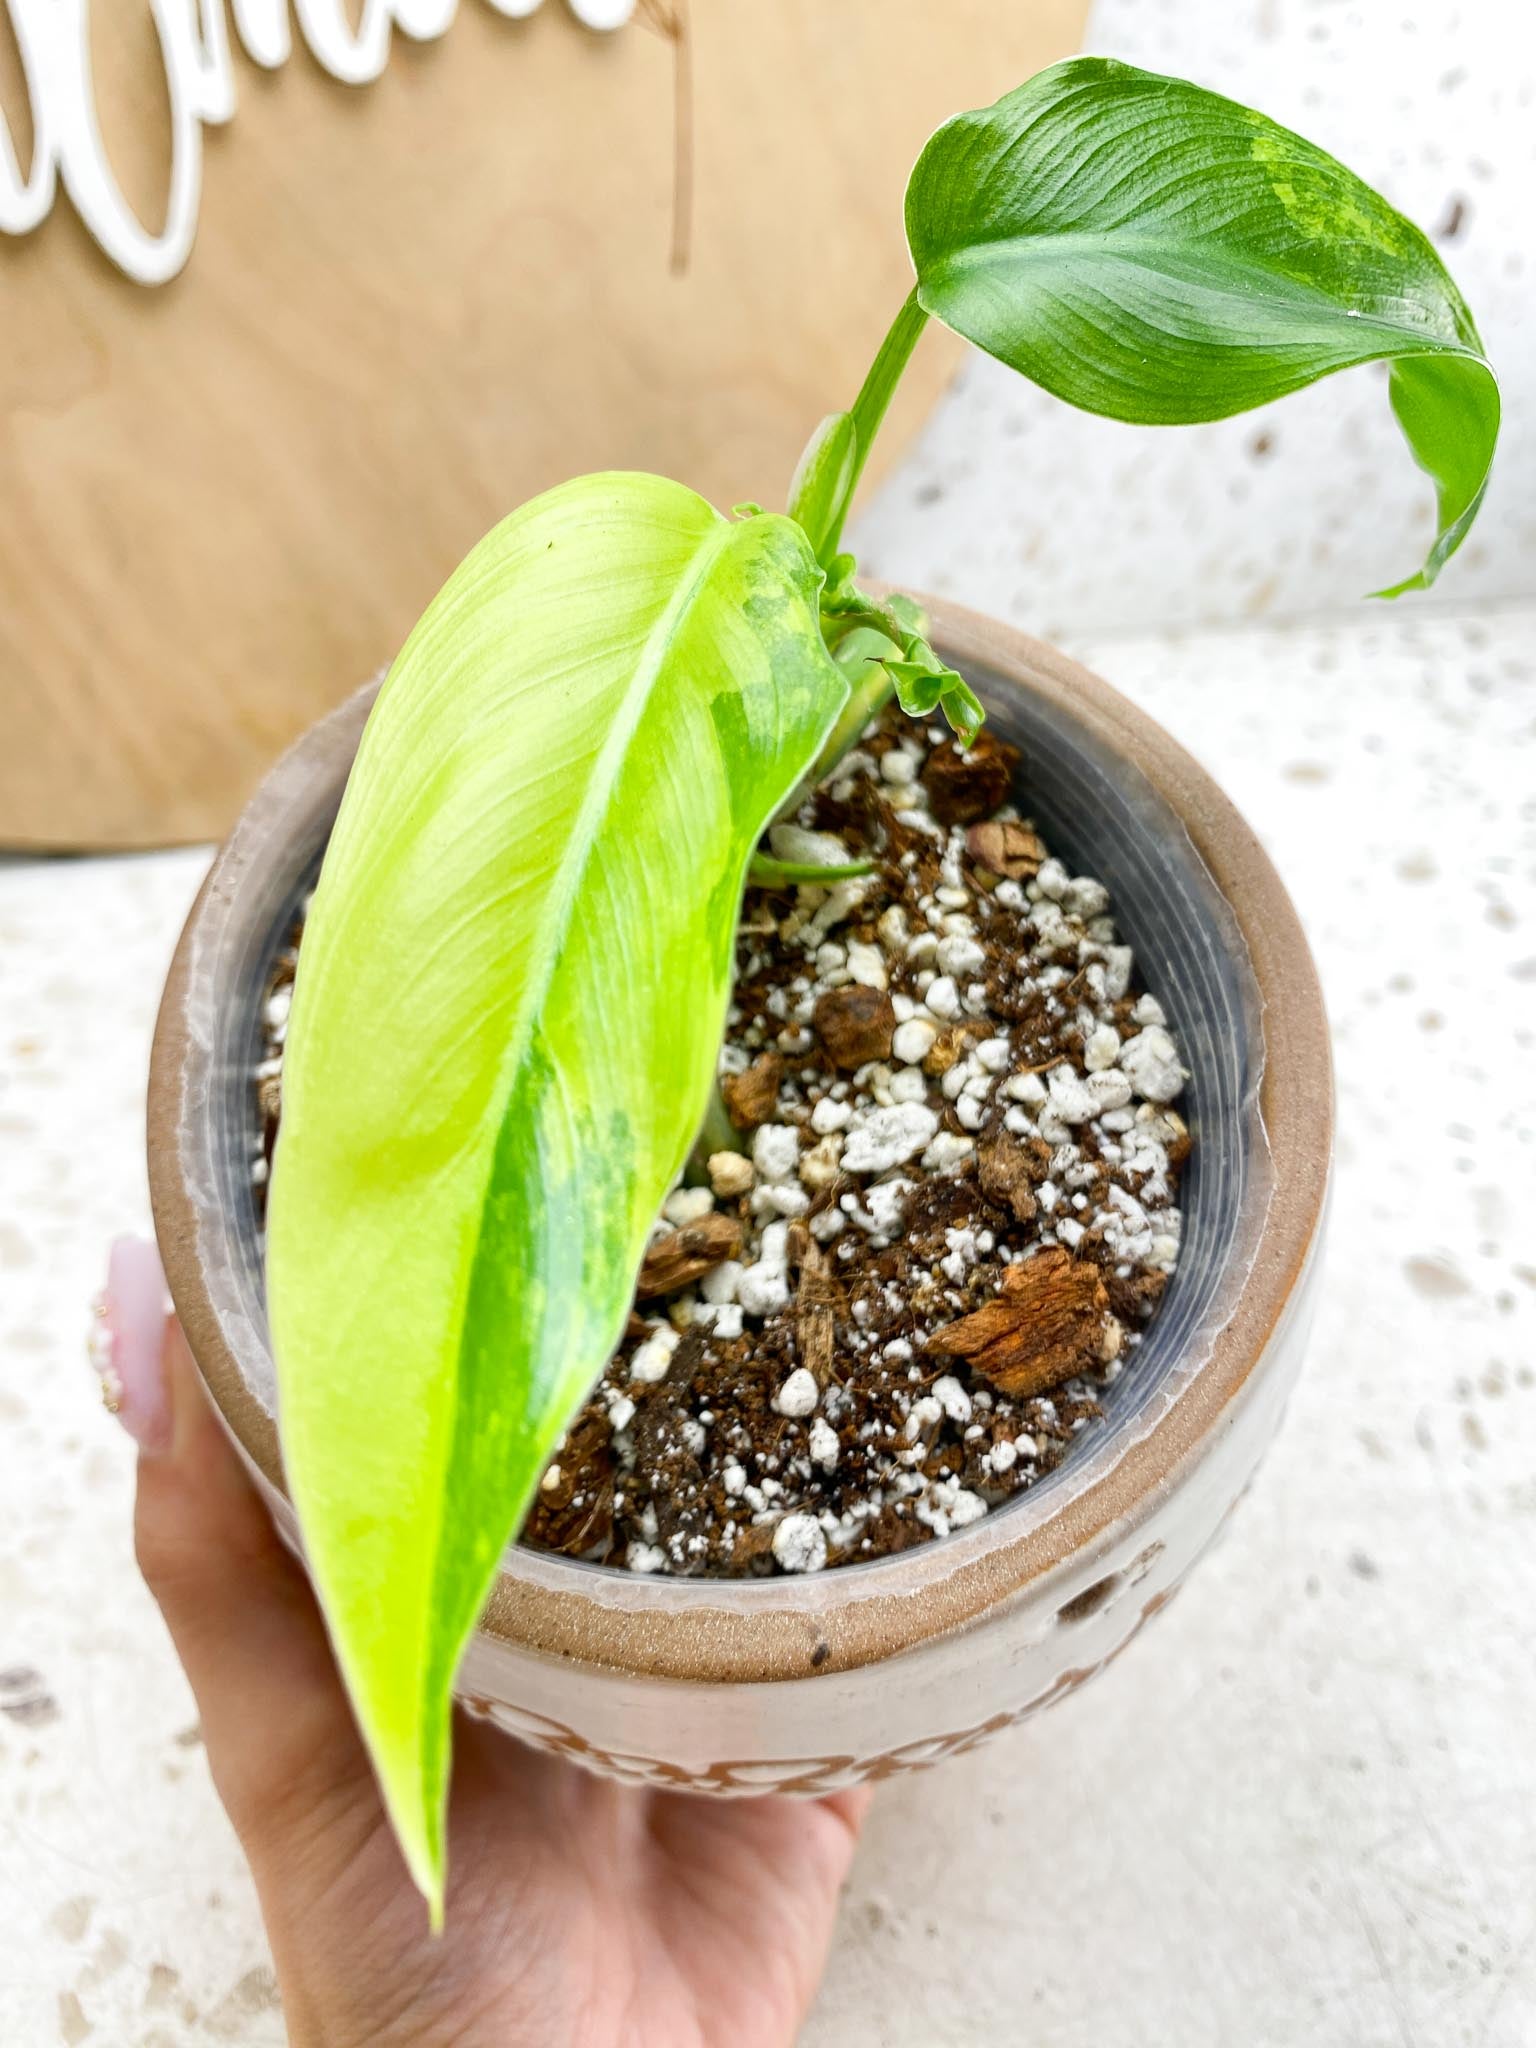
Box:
663, 1185, 715, 1226
772, 1514, 828, 1574
1084, 1023, 1121, 1072
924, 974, 962, 1020
701, 1260, 743, 1306
891, 1016, 938, 1065
752, 1122, 800, 1182
905, 1396, 943, 1441
768, 824, 852, 868
863, 1178, 913, 1237
773, 1368, 820, 1418
1120, 1024, 1188, 1103
936, 933, 987, 980
737, 1261, 790, 1317
808, 1416, 839, 1471
922, 1130, 975, 1172
810, 1095, 852, 1135
846, 941, 888, 989
1045, 1066, 1098, 1128
629, 1326, 679, 1384
932, 1375, 973, 1425
840, 1102, 938, 1174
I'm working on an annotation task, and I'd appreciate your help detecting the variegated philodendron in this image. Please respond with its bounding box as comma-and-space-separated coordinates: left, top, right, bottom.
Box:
265, 57, 1500, 1916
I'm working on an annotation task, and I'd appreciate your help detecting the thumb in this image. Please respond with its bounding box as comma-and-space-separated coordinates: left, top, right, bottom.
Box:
99, 1239, 377, 1858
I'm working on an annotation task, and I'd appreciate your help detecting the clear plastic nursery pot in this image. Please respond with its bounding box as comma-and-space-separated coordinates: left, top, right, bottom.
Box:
147, 594, 1331, 1798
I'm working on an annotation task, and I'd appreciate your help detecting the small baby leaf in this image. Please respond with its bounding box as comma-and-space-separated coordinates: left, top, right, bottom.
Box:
829, 612, 984, 747
266, 475, 846, 1919
906, 58, 1499, 590
888, 662, 985, 744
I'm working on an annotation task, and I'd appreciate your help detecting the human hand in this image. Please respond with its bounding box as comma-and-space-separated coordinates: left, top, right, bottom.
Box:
98, 1240, 870, 2048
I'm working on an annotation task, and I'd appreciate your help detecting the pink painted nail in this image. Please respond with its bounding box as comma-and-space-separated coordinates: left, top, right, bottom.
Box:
89, 1237, 173, 1455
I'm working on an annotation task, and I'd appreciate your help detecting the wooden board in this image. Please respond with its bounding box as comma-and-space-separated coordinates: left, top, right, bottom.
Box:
0, 0, 1087, 848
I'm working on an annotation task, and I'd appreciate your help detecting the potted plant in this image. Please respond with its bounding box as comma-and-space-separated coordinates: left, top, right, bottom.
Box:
148, 58, 1496, 1923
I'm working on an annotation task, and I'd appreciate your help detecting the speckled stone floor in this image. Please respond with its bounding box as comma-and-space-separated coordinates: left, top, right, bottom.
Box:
4, 1, 1534, 2041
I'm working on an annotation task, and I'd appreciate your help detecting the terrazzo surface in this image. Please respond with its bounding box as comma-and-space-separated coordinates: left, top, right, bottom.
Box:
4, 0, 1536, 2040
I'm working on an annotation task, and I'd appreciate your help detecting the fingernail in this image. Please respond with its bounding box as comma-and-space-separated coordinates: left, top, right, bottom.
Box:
90, 1237, 173, 1455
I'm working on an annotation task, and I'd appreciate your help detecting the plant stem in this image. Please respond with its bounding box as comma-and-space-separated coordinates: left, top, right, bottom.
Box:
841, 289, 930, 541
773, 659, 897, 826
788, 289, 930, 562
748, 853, 876, 887
813, 660, 897, 775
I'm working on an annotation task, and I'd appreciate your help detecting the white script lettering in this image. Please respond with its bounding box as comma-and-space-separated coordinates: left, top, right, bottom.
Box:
0, 0, 635, 285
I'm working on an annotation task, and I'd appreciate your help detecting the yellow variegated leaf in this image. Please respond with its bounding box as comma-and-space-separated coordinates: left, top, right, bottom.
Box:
266, 473, 847, 1918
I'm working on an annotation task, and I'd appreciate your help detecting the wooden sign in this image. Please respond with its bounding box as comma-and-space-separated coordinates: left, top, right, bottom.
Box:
0, 0, 1087, 848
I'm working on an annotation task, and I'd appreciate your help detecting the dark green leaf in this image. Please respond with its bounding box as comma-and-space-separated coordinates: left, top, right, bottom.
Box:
906, 57, 1499, 590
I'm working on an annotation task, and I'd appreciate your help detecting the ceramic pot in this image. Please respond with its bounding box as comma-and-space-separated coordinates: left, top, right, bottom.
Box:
148, 595, 1331, 1798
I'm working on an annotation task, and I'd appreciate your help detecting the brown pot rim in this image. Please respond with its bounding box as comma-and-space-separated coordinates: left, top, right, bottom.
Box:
149, 593, 1332, 1686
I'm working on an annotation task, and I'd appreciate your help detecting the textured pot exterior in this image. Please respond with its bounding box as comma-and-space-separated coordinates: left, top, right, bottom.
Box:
149, 598, 1332, 1796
